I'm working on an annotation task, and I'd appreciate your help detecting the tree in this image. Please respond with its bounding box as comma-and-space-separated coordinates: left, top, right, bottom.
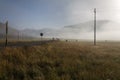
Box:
40, 33, 43, 40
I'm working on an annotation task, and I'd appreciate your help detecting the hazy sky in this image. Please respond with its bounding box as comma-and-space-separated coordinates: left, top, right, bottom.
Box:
0, 0, 120, 30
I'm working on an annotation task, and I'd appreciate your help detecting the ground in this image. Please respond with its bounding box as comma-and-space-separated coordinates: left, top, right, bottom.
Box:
0, 41, 120, 80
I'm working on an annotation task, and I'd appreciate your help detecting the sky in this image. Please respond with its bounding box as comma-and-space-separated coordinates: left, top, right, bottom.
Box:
0, 0, 120, 30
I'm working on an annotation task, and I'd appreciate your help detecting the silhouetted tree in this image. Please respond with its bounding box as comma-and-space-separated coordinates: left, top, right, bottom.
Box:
66, 40, 68, 42
40, 33, 43, 40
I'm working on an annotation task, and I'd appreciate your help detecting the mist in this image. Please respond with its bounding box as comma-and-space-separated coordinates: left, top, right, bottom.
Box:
1, 0, 120, 40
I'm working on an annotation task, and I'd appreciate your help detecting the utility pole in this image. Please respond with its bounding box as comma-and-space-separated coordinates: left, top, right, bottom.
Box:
5, 21, 8, 47
18, 32, 19, 41
94, 8, 96, 46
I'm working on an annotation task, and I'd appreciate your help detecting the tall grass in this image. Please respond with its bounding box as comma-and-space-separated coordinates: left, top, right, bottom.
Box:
0, 42, 120, 80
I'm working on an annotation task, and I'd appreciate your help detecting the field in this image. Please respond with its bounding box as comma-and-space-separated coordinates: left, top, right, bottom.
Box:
0, 41, 120, 80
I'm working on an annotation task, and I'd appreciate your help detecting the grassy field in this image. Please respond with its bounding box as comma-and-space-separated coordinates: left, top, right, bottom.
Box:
0, 41, 120, 80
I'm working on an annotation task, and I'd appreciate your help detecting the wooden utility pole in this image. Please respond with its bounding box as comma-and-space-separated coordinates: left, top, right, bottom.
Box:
18, 32, 19, 41
94, 8, 96, 46
5, 21, 8, 47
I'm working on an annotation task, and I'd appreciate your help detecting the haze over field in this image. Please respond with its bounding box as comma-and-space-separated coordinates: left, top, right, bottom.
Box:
1, 20, 120, 40
1, 1, 120, 80
1, 0, 120, 40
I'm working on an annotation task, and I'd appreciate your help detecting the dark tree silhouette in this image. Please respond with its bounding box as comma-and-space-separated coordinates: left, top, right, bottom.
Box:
40, 33, 43, 40
66, 40, 68, 42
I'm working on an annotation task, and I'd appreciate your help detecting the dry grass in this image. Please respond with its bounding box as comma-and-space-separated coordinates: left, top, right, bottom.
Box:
0, 41, 120, 80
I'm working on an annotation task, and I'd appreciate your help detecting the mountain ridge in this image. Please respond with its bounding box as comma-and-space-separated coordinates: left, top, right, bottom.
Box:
21, 20, 113, 39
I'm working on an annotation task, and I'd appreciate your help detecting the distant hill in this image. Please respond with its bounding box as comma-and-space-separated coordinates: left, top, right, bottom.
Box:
0, 22, 19, 38
0, 22, 33, 39
64, 20, 110, 32
21, 20, 115, 39
21, 28, 57, 38
0, 23, 19, 35
2, 20, 119, 40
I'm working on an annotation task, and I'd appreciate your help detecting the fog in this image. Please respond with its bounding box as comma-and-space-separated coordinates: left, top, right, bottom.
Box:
66, 0, 120, 23
1, 0, 120, 40
61, 0, 120, 40
48, 21, 120, 40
